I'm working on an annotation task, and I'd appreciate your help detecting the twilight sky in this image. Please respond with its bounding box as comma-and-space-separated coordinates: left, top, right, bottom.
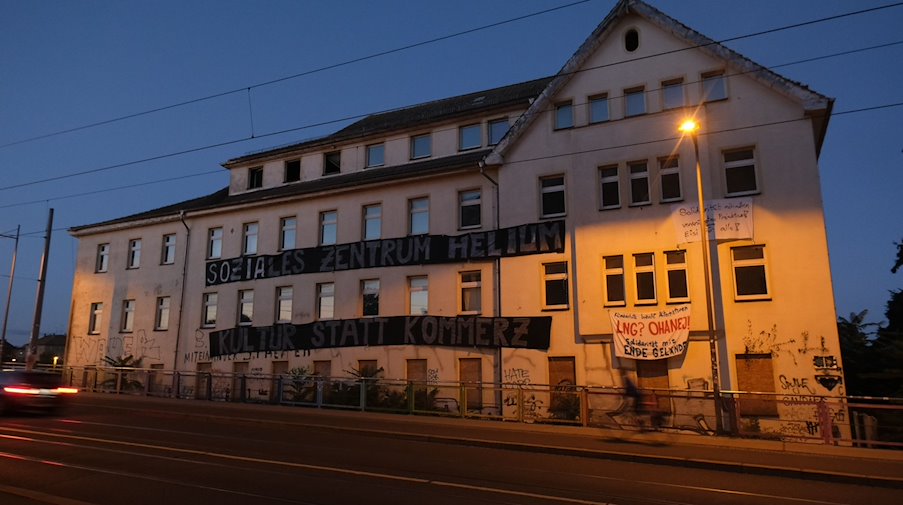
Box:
1, 0, 901, 346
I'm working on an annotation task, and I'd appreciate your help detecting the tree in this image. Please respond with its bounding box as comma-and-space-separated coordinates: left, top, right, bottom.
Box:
837, 310, 877, 396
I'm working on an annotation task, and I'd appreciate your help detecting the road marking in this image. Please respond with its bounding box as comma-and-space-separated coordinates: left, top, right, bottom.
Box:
0, 483, 99, 505
1, 426, 616, 504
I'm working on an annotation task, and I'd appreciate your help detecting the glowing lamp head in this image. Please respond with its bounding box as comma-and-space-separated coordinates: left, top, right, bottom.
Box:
679, 119, 699, 134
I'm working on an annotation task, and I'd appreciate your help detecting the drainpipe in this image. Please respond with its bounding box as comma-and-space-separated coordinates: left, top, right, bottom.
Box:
479, 160, 503, 412
173, 211, 191, 378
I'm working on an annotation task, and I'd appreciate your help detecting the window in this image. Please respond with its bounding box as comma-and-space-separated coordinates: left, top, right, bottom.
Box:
88, 302, 103, 334
155, 296, 171, 330
320, 211, 337, 245
629, 162, 650, 205
247, 167, 263, 189
599, 166, 620, 210
411, 134, 431, 159
604, 256, 626, 306
634, 253, 656, 304
161, 234, 176, 265
542, 262, 569, 309
238, 289, 254, 326
624, 28, 639, 52
459, 189, 481, 229
242, 222, 258, 255
723, 148, 758, 195
735, 354, 778, 416
284, 159, 301, 183
96, 243, 110, 272
460, 271, 482, 314
554, 101, 573, 130
366, 144, 385, 168
662, 79, 685, 109
362, 279, 380, 317
317, 283, 335, 320
732, 245, 770, 300
625, 87, 646, 116
589, 94, 609, 123
459, 124, 481, 150
323, 151, 341, 175
540, 175, 566, 218
276, 286, 293, 323
202, 293, 218, 328
459, 358, 482, 409
280, 217, 296, 251
363, 204, 381, 240
207, 227, 223, 259
409, 197, 429, 235
121, 299, 135, 332
702, 71, 727, 102
659, 156, 682, 202
665, 250, 689, 302
127, 239, 141, 269
409, 276, 429, 315
488, 118, 509, 145
358, 360, 379, 377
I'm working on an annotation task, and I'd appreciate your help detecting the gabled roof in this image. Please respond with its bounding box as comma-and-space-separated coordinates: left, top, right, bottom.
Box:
224, 77, 552, 168
485, 0, 833, 165
70, 150, 490, 235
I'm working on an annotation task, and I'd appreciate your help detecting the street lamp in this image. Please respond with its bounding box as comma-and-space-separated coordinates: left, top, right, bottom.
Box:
679, 119, 724, 434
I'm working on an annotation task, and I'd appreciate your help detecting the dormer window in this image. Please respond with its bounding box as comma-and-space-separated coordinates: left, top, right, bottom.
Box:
324, 151, 341, 175
247, 167, 263, 189
411, 134, 431, 159
366, 144, 385, 168
284, 159, 300, 183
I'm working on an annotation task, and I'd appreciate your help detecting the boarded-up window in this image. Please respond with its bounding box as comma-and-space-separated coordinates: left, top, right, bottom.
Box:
271, 361, 289, 402
549, 357, 578, 420
314, 360, 331, 378
637, 359, 671, 412
232, 362, 249, 402
358, 360, 379, 377
407, 359, 428, 383
196, 362, 212, 400
735, 353, 778, 416
459, 358, 482, 410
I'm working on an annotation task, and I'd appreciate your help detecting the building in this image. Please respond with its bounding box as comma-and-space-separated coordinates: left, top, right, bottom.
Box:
67, 0, 844, 436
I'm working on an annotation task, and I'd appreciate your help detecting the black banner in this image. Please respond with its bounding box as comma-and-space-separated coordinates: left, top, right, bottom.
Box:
208, 315, 552, 357
205, 220, 565, 286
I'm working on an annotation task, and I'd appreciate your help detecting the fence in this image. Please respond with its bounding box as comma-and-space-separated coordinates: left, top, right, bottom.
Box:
49, 365, 903, 449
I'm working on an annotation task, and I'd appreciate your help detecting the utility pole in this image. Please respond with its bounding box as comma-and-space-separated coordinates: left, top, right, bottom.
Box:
1, 225, 20, 365
26, 209, 53, 371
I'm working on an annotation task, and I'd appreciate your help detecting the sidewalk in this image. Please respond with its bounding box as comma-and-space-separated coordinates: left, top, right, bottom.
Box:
80, 393, 903, 488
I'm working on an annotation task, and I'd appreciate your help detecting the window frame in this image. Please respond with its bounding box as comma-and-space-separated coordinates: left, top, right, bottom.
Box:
459, 124, 482, 151
361, 279, 380, 317
120, 299, 135, 333
731, 245, 771, 301
202, 292, 218, 328
624, 87, 646, 117
665, 250, 690, 303
362, 204, 382, 241
317, 282, 335, 320
723, 147, 760, 196
488, 118, 509, 145
659, 155, 682, 203
161, 234, 176, 265
155, 296, 171, 331
127, 239, 142, 269
276, 286, 293, 323
280, 217, 296, 251
207, 227, 223, 260
554, 101, 574, 130
702, 70, 727, 102
237, 289, 254, 326
320, 210, 337, 246
599, 165, 621, 210
629, 161, 651, 206
633, 252, 657, 305
323, 151, 341, 175
603, 255, 626, 307
662, 78, 685, 110
284, 159, 301, 183
408, 276, 429, 315
540, 174, 566, 218
411, 134, 432, 160
242, 222, 259, 256
459, 270, 482, 315
247, 166, 263, 190
408, 197, 429, 235
88, 302, 103, 334
366, 144, 385, 168
458, 189, 481, 230
542, 262, 569, 310
95, 243, 110, 273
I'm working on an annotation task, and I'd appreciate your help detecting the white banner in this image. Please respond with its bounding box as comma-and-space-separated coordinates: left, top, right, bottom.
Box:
610, 306, 691, 360
672, 197, 753, 243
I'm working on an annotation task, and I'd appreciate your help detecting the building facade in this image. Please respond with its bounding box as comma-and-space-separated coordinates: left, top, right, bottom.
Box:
67, 1, 844, 436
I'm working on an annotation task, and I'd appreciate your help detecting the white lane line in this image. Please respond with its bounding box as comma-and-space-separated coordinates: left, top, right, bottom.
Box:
1, 427, 616, 505
0, 483, 99, 505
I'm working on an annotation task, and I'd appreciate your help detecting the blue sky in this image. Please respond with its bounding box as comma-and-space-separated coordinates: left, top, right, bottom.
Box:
1, 0, 901, 346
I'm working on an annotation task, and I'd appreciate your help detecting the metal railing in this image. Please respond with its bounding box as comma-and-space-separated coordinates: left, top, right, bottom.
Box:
48, 365, 903, 449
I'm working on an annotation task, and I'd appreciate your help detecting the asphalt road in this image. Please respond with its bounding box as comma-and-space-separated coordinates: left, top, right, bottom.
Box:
0, 394, 899, 505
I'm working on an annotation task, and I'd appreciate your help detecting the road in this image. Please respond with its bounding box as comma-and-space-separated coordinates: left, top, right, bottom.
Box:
1, 394, 899, 505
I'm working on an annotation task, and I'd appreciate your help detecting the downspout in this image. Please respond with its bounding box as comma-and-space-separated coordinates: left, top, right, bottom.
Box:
173, 211, 191, 375
479, 160, 503, 411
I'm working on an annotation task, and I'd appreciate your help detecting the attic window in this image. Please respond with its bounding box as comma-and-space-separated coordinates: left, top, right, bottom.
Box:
323, 151, 341, 175
625, 29, 639, 52
247, 167, 263, 189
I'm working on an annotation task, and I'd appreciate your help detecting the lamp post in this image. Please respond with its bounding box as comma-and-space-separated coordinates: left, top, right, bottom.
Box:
679, 119, 724, 434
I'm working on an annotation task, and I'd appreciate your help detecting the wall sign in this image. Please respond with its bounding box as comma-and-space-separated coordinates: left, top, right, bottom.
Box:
610, 306, 691, 360
672, 197, 753, 243
206, 220, 565, 286
208, 315, 552, 357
